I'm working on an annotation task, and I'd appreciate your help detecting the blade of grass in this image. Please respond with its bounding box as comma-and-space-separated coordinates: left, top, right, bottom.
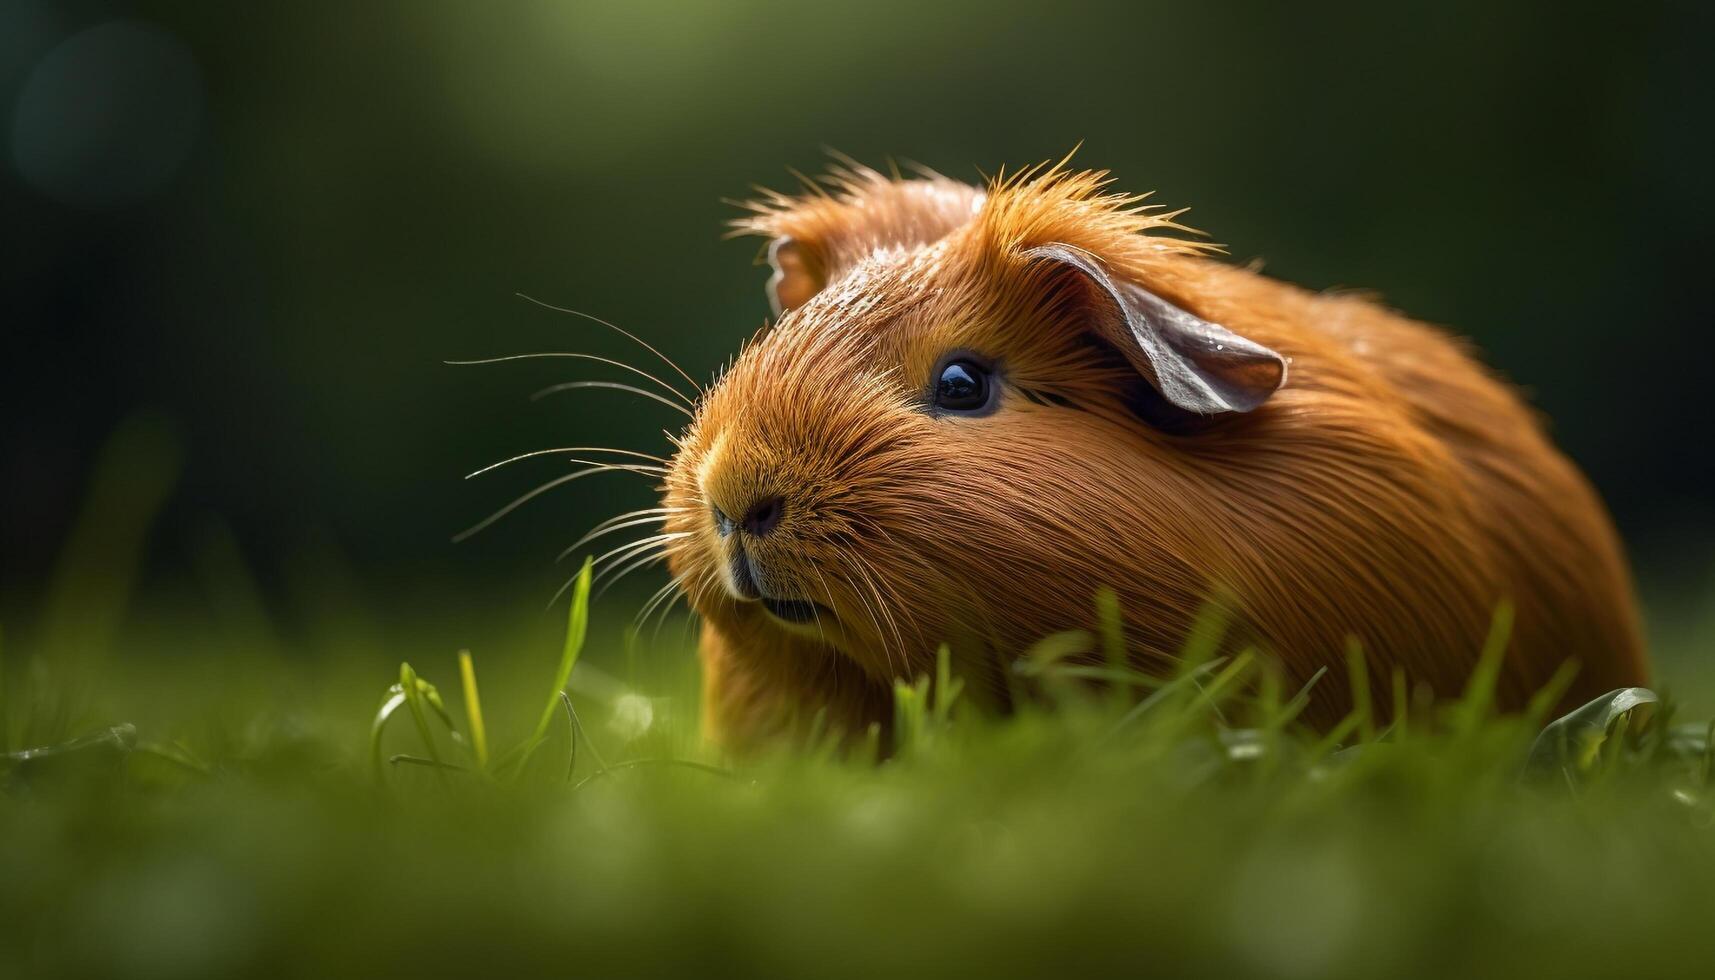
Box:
39, 416, 180, 667
399, 663, 448, 783
1268, 664, 1330, 732
514, 557, 593, 774
1013, 630, 1094, 676
561, 691, 579, 780
131, 740, 212, 776
1525, 686, 1658, 778
570, 757, 735, 792
1452, 600, 1514, 734
370, 685, 406, 781
1095, 588, 1127, 710
1344, 637, 1373, 743
1197, 651, 1258, 718
932, 644, 964, 727
458, 650, 489, 769
1524, 659, 1582, 727
390, 754, 466, 771
1, 723, 136, 765
1040, 665, 1171, 689
1391, 666, 1408, 740
1176, 602, 1232, 676
562, 691, 609, 770
1104, 659, 1224, 740
413, 675, 462, 742
1307, 711, 1365, 762
893, 675, 931, 755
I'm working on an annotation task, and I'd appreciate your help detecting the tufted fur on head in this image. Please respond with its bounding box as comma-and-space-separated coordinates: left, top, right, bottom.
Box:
665, 157, 1647, 750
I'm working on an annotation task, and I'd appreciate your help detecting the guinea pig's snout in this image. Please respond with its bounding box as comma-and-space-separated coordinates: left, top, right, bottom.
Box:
707, 491, 791, 604
704, 490, 824, 626
711, 495, 786, 539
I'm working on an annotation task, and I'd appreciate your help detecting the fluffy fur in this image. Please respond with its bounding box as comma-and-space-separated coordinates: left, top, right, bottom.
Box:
661, 160, 1647, 748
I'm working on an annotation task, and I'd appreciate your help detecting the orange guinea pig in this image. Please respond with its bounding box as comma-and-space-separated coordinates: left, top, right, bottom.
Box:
656, 160, 1647, 749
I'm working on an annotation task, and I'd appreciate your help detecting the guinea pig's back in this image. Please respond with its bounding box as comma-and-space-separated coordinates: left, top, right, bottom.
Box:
1238, 268, 1649, 707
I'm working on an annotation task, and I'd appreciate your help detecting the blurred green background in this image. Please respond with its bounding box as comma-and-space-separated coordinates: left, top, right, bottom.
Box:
3, 0, 1712, 656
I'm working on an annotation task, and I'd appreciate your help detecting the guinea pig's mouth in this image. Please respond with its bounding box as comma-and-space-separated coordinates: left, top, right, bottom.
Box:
759, 595, 828, 625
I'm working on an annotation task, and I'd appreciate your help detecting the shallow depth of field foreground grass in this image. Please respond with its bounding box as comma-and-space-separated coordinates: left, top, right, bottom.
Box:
5, 430, 1715, 979
7, 572, 1715, 980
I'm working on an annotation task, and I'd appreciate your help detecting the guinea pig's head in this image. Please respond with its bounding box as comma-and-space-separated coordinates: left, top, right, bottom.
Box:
662, 163, 1289, 684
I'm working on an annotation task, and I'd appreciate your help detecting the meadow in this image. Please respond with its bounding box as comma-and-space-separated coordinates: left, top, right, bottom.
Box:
7, 5, 1711, 978
5, 441, 1715, 980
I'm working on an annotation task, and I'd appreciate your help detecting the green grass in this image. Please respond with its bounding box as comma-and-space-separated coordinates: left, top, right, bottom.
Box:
6, 424, 1715, 979
6, 583, 1715, 980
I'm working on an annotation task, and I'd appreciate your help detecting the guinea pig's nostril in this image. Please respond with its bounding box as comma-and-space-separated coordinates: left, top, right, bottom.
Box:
711, 504, 735, 537
740, 495, 786, 537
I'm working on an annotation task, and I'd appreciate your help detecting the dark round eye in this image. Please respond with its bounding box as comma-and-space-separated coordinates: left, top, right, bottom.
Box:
934, 358, 993, 414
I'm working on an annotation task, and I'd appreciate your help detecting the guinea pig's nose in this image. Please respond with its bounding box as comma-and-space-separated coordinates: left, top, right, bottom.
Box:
711, 495, 786, 537
740, 495, 785, 537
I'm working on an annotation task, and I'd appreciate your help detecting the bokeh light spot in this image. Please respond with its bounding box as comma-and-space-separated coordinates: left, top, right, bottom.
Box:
11, 20, 203, 208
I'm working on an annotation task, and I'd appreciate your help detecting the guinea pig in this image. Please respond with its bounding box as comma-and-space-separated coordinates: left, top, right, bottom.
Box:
655, 160, 1647, 748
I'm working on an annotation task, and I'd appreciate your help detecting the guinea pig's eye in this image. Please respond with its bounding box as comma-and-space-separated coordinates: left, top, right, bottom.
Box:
931, 356, 996, 415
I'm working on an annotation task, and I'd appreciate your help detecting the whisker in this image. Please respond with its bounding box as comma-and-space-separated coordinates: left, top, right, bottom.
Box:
805, 562, 839, 650
653, 588, 695, 647
634, 576, 679, 624
660, 566, 717, 647
591, 532, 690, 580
545, 566, 588, 610
841, 545, 911, 677
530, 381, 694, 419
557, 513, 676, 562
595, 549, 672, 601
844, 525, 932, 655
446, 352, 695, 406
822, 547, 891, 673
555, 458, 669, 476
579, 505, 686, 539
543, 540, 672, 610
855, 550, 923, 651
514, 293, 703, 396
454, 464, 658, 543
635, 572, 688, 633
466, 446, 669, 479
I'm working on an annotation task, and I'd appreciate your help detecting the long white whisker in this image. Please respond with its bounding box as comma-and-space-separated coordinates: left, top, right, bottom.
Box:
530, 381, 694, 419
558, 514, 673, 562
841, 545, 909, 678
854, 549, 922, 655
822, 547, 890, 674
636, 571, 688, 633
514, 293, 703, 396
454, 464, 655, 542
591, 532, 690, 579
544, 541, 671, 610
665, 566, 718, 648
635, 576, 680, 624
595, 549, 672, 601
466, 446, 668, 479
652, 588, 694, 647
579, 506, 686, 539
806, 562, 839, 650
447, 352, 695, 406
556, 458, 668, 476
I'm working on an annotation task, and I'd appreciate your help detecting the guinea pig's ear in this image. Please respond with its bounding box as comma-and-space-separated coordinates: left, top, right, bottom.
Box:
739, 166, 986, 315
765, 237, 824, 317
1024, 244, 1287, 416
